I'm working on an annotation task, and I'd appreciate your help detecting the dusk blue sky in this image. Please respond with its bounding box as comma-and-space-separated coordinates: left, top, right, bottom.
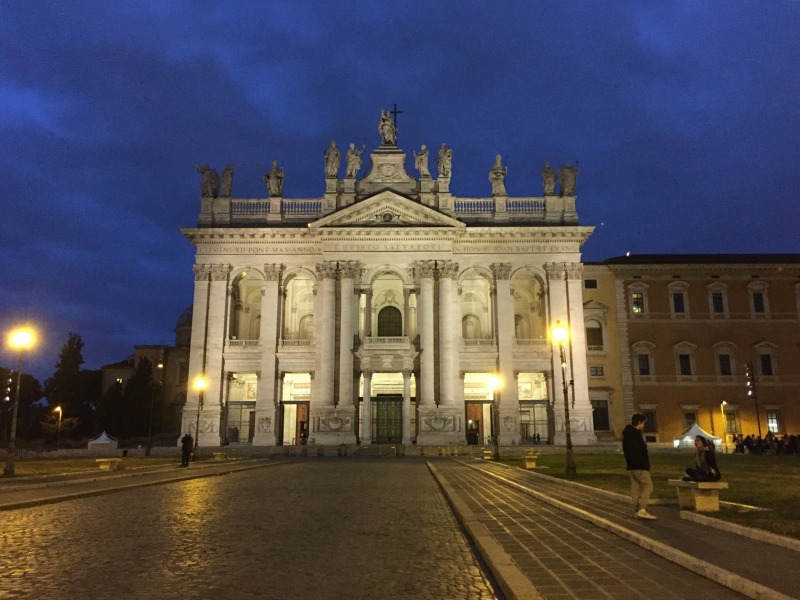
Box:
2, 1, 799, 382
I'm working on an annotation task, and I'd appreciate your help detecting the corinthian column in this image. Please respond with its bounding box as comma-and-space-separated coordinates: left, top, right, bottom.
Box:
438, 261, 459, 407
338, 262, 358, 409
492, 262, 518, 446
414, 261, 436, 406
315, 262, 337, 406
362, 369, 373, 445
253, 263, 282, 446
402, 369, 412, 444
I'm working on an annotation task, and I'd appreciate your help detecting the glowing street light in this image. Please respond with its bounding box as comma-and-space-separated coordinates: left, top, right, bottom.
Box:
192, 375, 208, 459
54, 406, 62, 451
4, 326, 36, 478
551, 321, 577, 476
488, 375, 502, 460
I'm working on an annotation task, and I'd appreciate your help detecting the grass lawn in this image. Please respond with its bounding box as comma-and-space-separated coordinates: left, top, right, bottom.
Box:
4, 456, 179, 477
506, 452, 800, 540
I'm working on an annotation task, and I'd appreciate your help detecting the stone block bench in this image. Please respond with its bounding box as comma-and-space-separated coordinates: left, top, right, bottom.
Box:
96, 458, 122, 471
522, 450, 541, 469
212, 452, 227, 460
667, 479, 729, 512
482, 448, 493, 460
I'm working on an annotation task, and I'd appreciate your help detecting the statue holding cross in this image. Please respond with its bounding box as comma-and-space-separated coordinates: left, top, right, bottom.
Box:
378, 108, 397, 146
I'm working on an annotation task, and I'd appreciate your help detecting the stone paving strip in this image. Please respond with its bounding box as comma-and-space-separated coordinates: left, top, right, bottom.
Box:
431, 460, 761, 600
437, 459, 797, 600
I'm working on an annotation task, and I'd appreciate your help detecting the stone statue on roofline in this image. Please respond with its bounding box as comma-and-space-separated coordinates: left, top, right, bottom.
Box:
324, 140, 341, 179
195, 164, 220, 198
559, 163, 578, 196
220, 165, 235, 197
541, 162, 556, 196
345, 143, 364, 178
414, 144, 430, 178
437, 143, 452, 178
379, 109, 397, 146
488, 154, 507, 196
264, 160, 284, 197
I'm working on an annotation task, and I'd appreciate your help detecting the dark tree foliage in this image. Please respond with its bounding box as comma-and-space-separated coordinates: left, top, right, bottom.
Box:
119, 358, 154, 439
43, 332, 94, 436
95, 381, 124, 436
1, 368, 44, 442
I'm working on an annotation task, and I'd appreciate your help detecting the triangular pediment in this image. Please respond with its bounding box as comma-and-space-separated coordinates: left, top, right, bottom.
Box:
309, 190, 465, 229
584, 300, 610, 312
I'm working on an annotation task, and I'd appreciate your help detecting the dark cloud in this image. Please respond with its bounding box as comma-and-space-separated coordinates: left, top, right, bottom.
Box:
1, 0, 798, 380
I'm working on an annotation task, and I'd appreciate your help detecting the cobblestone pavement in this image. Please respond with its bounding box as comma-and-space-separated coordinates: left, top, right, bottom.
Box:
0, 458, 498, 600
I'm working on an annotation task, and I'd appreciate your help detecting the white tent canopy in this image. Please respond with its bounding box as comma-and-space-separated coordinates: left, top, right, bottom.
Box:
87, 431, 119, 450
672, 424, 721, 448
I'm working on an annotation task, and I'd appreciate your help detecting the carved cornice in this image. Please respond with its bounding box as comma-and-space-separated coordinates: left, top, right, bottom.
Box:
491, 263, 512, 280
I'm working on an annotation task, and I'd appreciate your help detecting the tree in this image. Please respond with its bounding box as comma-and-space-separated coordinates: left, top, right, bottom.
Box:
119, 358, 153, 439
1, 368, 43, 443
44, 332, 93, 436
95, 380, 124, 436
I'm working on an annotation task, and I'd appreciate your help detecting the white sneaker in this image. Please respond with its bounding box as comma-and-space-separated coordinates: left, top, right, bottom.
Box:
635, 509, 657, 520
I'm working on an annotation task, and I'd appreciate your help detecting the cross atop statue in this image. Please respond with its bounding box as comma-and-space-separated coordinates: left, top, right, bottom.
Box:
390, 103, 403, 128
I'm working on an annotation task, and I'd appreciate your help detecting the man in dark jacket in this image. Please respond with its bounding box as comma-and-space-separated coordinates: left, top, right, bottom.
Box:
181, 432, 193, 467
622, 412, 656, 520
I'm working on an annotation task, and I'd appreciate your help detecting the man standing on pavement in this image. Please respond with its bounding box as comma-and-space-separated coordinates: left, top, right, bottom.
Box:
181, 432, 193, 467
622, 412, 657, 520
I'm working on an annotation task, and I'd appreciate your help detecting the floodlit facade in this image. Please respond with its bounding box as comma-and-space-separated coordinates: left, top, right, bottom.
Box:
180, 114, 596, 447
602, 254, 800, 444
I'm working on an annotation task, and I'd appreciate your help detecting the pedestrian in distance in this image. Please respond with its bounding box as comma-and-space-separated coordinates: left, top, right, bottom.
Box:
683, 435, 721, 482
622, 412, 657, 520
181, 432, 193, 467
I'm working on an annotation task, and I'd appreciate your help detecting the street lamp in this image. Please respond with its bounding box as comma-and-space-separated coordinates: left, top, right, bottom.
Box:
720, 401, 728, 454
146, 361, 164, 457
4, 326, 36, 478
488, 375, 502, 460
54, 406, 62, 451
193, 375, 208, 459
551, 321, 577, 476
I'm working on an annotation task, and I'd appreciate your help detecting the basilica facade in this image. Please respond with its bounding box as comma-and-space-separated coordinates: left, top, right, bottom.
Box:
181, 114, 595, 448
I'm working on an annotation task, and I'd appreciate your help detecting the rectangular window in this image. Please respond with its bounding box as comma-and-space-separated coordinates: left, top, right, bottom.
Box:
637, 354, 651, 376
589, 366, 604, 377
672, 293, 685, 313
678, 354, 692, 376
724, 411, 738, 434
591, 400, 610, 431
718, 354, 732, 376
586, 325, 604, 350
584, 279, 598, 289
642, 410, 657, 433
752, 292, 765, 313
631, 292, 644, 314
760, 353, 774, 376
684, 412, 696, 428
766, 411, 780, 434
711, 292, 725, 313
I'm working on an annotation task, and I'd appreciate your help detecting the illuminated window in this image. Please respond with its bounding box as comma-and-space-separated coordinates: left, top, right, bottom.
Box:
766, 410, 781, 434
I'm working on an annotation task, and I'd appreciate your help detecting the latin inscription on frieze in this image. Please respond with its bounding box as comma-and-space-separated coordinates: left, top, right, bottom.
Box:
454, 242, 578, 254
198, 244, 320, 255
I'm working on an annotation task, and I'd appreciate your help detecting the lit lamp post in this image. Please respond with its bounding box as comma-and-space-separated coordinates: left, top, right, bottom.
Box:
4, 326, 36, 478
551, 321, 577, 476
720, 401, 728, 454
54, 406, 62, 451
488, 375, 502, 460
146, 361, 164, 457
193, 375, 208, 460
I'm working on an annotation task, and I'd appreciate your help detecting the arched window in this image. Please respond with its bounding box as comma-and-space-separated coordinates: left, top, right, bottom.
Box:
585, 320, 604, 351
377, 306, 402, 336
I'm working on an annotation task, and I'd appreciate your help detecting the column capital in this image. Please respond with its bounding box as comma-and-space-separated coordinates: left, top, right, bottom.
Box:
401, 369, 413, 378
316, 261, 338, 279
544, 261, 583, 280
264, 263, 283, 281
491, 263, 512, 281
338, 260, 360, 279
362, 369, 373, 378
193, 264, 211, 281
439, 261, 459, 280
412, 260, 436, 281
210, 264, 232, 281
